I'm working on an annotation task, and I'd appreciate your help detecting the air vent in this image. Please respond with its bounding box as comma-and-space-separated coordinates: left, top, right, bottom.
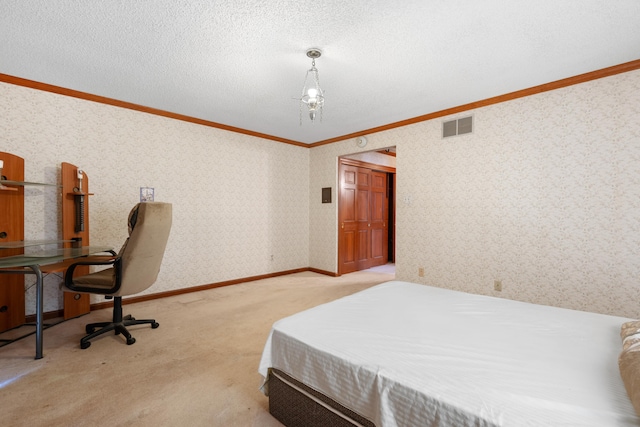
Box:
442, 116, 473, 138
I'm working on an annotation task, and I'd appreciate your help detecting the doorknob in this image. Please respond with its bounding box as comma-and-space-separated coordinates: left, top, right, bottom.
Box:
368, 223, 371, 227
341, 222, 344, 229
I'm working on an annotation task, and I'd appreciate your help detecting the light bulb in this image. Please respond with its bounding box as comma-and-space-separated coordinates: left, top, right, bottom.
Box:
307, 88, 318, 98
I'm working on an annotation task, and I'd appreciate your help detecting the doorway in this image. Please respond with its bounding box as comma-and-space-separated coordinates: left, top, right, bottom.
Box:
338, 155, 396, 275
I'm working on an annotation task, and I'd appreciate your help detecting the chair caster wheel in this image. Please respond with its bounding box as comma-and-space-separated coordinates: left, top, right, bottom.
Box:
126, 337, 136, 345
81, 342, 91, 349
151, 322, 159, 329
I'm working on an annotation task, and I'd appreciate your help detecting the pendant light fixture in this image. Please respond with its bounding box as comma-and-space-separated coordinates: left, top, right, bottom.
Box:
298, 48, 325, 124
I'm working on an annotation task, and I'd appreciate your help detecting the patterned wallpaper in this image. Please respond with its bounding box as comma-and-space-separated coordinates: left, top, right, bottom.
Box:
0, 82, 310, 314
310, 69, 640, 318
2, 68, 640, 318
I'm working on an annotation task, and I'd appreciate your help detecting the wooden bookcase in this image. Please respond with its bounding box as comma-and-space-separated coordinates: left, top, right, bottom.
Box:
0, 152, 26, 332
60, 162, 92, 319
0, 156, 96, 332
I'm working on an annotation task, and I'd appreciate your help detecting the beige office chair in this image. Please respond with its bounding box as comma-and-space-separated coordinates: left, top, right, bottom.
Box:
64, 202, 172, 349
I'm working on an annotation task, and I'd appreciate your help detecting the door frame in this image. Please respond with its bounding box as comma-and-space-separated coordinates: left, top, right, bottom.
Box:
338, 157, 396, 275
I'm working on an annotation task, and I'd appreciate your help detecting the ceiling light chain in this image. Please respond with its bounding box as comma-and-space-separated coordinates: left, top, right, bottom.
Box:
297, 48, 325, 125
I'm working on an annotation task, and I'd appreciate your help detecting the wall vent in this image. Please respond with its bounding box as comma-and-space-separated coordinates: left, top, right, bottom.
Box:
442, 116, 473, 138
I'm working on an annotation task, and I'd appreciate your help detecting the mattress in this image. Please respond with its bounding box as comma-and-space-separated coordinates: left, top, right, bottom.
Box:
259, 281, 640, 426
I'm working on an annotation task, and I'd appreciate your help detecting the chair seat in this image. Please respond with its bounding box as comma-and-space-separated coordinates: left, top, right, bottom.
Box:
72, 268, 116, 291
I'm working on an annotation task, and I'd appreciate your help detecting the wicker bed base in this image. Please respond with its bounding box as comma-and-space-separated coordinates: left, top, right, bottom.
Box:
268, 369, 375, 427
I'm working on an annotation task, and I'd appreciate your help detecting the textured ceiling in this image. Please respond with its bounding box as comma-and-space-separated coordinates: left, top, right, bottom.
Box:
1, 1, 639, 144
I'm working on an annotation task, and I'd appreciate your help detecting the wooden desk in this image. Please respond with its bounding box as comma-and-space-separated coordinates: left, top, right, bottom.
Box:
0, 244, 113, 359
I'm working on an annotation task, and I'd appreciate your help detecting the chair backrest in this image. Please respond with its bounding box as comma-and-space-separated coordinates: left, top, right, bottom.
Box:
115, 202, 172, 296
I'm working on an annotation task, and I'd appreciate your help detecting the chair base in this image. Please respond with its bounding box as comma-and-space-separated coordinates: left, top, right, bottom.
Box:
80, 315, 159, 349
79, 296, 159, 349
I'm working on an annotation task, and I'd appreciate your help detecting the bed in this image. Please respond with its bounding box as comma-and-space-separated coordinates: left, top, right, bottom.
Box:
259, 281, 640, 426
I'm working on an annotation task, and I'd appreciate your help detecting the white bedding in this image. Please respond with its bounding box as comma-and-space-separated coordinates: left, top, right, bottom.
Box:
259, 281, 640, 426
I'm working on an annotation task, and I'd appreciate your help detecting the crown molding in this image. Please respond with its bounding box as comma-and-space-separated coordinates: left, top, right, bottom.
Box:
309, 58, 640, 148
0, 73, 307, 147
2, 58, 639, 149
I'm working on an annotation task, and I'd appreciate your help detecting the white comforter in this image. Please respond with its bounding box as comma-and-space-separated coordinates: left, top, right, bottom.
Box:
259, 281, 639, 426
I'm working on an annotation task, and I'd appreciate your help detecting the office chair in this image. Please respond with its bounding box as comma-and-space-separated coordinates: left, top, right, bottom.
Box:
64, 202, 172, 349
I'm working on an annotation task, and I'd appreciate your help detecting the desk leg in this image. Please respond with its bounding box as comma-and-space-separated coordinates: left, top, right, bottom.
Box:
0, 267, 44, 359
28, 265, 44, 360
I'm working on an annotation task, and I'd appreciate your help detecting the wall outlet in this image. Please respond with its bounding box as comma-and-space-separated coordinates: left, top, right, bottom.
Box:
418, 267, 425, 277
494, 280, 502, 292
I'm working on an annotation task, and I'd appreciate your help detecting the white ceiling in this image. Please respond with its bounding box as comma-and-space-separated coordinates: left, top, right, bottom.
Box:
2, 1, 639, 145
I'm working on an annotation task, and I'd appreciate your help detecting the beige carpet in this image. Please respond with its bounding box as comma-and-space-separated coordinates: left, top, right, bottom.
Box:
0, 268, 394, 426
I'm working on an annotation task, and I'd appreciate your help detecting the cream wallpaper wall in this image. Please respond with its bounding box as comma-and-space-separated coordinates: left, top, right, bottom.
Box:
0, 82, 310, 314
2, 67, 639, 319
309, 69, 640, 318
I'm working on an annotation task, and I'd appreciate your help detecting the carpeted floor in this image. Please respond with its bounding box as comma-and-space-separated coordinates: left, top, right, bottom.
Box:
0, 267, 394, 426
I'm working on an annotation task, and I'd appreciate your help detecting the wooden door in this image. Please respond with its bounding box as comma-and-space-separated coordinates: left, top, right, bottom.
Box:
339, 164, 360, 274
354, 167, 372, 271
369, 171, 388, 267
338, 160, 390, 274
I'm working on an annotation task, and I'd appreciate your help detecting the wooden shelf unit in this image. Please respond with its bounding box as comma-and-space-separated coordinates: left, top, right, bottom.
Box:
60, 162, 92, 319
0, 156, 98, 332
0, 152, 27, 332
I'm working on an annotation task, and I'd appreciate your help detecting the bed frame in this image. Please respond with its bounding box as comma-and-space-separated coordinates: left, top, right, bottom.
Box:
268, 369, 375, 427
